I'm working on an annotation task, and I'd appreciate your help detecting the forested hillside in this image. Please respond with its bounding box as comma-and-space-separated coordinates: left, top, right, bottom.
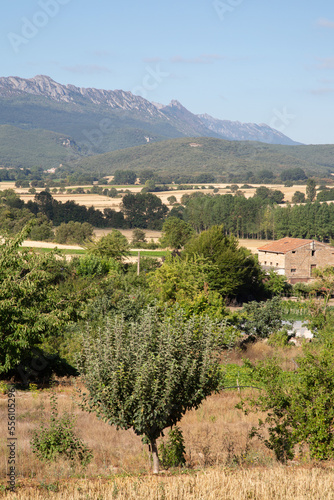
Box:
72, 137, 334, 180
0, 125, 80, 168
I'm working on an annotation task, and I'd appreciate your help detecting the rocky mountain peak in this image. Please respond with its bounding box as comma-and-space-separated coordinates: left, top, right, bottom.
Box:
167, 99, 186, 109
0, 74, 301, 146
0, 75, 165, 117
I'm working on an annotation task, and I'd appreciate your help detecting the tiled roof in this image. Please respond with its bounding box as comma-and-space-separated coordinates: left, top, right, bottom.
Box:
257, 237, 314, 254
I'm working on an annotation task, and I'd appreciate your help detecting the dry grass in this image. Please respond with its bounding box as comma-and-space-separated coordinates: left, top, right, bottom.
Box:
0, 385, 264, 478
2, 466, 334, 499
93, 228, 162, 243
228, 341, 303, 368
0, 345, 330, 499
0, 381, 272, 495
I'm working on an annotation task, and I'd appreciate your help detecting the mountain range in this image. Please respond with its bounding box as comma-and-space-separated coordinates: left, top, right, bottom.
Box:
0, 75, 300, 168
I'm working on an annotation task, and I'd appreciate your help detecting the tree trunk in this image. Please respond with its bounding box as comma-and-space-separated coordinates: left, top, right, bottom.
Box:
151, 439, 159, 474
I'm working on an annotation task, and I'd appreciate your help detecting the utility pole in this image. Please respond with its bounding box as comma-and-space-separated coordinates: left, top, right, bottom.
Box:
137, 251, 140, 276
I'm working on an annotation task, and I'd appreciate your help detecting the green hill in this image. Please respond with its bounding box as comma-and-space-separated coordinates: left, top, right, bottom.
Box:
0, 125, 80, 169
70, 137, 334, 178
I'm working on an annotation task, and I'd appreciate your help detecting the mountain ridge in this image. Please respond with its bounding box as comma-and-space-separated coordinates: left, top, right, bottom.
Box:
0, 75, 300, 148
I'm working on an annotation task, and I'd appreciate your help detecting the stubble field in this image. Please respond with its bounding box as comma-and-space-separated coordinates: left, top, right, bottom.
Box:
15, 183, 310, 211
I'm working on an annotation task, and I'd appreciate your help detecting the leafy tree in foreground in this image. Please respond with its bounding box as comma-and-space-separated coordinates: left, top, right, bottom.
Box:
0, 223, 85, 375
77, 307, 223, 473
239, 346, 334, 462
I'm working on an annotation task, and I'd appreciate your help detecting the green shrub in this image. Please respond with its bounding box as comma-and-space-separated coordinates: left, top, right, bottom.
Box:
73, 254, 119, 277
267, 329, 290, 347
238, 347, 334, 462
0, 381, 9, 394
159, 427, 186, 468
30, 392, 92, 466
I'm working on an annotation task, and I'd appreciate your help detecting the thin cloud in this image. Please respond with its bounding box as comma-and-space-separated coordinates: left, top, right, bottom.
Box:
310, 88, 334, 95
92, 50, 114, 57
317, 18, 334, 28
143, 57, 163, 63
170, 54, 225, 64
63, 65, 112, 74
319, 78, 334, 84
316, 57, 334, 69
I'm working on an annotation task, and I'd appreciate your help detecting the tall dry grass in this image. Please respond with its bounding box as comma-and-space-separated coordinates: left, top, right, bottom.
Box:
0, 352, 330, 499
0, 385, 267, 481
2, 467, 334, 499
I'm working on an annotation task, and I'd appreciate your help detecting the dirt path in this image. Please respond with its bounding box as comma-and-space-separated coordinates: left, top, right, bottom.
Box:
21, 241, 84, 250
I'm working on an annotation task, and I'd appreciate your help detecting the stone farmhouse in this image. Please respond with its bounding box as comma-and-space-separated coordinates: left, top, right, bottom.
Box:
257, 237, 334, 284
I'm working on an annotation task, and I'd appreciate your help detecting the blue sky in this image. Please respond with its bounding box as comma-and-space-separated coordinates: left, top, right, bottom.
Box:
2, 0, 334, 144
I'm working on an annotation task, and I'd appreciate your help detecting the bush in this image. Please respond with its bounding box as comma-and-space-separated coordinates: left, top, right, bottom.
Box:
29, 221, 54, 241
238, 297, 286, 338
30, 392, 92, 466
239, 347, 334, 462
0, 381, 9, 394
89, 230, 129, 260
291, 191, 306, 204
267, 329, 290, 347
55, 222, 94, 245
73, 254, 120, 277
132, 228, 146, 245
159, 427, 186, 468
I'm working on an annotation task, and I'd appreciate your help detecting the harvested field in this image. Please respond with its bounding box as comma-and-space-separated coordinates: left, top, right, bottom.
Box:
4, 467, 334, 499
93, 228, 162, 243
12, 183, 315, 211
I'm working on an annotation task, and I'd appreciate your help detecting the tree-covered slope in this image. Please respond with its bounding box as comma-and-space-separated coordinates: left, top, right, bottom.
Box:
70, 137, 334, 178
0, 125, 80, 169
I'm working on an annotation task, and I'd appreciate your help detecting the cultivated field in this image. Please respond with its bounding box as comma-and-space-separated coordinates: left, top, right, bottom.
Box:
10, 182, 313, 212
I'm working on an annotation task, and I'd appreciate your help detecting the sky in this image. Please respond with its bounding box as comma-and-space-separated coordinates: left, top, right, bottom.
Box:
1, 0, 334, 145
